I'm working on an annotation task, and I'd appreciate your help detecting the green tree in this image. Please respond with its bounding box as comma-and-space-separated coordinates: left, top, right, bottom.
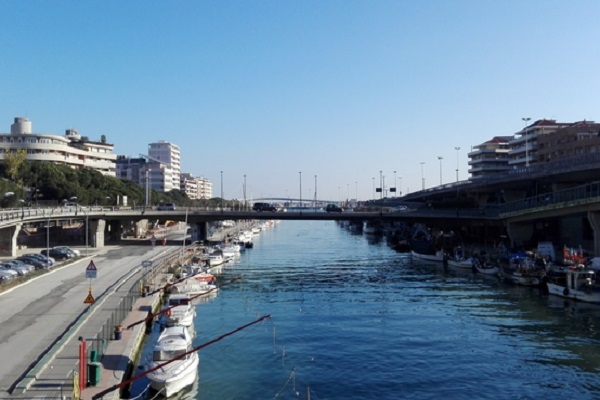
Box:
3, 149, 27, 184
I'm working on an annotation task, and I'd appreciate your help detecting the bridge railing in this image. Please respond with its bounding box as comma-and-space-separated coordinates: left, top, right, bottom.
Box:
499, 181, 600, 216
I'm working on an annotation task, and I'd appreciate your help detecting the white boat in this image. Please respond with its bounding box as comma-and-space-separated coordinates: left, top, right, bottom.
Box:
411, 250, 444, 263
446, 247, 475, 269
146, 326, 199, 397
208, 252, 224, 267
169, 273, 218, 296
475, 263, 500, 275
220, 246, 237, 261
447, 258, 475, 269
163, 293, 196, 328
546, 265, 600, 303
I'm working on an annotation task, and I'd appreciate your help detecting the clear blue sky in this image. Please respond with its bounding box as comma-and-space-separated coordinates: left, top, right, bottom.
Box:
1, 1, 599, 202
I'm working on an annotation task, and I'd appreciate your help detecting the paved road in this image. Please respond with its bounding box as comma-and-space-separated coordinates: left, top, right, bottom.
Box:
0, 242, 167, 397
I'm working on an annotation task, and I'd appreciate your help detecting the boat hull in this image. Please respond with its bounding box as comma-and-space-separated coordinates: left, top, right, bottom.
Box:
547, 282, 600, 304
148, 355, 198, 397
411, 250, 444, 262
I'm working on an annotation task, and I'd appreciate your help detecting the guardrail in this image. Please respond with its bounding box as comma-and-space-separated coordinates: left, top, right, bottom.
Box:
499, 182, 600, 216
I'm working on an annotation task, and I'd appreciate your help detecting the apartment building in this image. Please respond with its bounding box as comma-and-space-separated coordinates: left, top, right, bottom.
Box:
0, 117, 116, 176
468, 136, 513, 178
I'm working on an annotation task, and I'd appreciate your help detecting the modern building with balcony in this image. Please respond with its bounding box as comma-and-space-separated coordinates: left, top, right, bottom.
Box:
536, 120, 600, 162
468, 136, 513, 178
0, 117, 116, 176
507, 119, 569, 168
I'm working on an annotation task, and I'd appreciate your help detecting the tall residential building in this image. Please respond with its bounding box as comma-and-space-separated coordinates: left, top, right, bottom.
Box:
180, 172, 213, 199
507, 119, 569, 168
0, 117, 116, 176
468, 136, 513, 178
148, 141, 180, 191
536, 120, 600, 162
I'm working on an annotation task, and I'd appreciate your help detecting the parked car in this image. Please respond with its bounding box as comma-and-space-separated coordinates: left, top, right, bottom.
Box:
0, 265, 19, 278
17, 256, 46, 270
1, 261, 29, 276
11, 259, 36, 273
41, 248, 74, 260
325, 204, 343, 213
252, 202, 277, 212
0, 269, 15, 283
23, 253, 55, 266
53, 246, 81, 257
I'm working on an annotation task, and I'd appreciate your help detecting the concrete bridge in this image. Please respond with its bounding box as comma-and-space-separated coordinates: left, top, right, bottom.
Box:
3, 177, 600, 258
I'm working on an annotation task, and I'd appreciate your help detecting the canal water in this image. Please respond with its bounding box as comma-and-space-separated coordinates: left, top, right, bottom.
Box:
132, 220, 600, 400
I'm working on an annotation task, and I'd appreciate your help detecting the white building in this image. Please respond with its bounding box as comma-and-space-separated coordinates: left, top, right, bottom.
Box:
468, 136, 513, 178
148, 141, 180, 191
0, 117, 116, 176
180, 172, 213, 199
507, 119, 568, 168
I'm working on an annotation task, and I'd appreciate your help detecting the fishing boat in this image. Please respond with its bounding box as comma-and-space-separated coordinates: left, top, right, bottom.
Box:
546, 264, 600, 303
146, 326, 199, 397
498, 254, 546, 286
411, 250, 445, 263
446, 246, 476, 269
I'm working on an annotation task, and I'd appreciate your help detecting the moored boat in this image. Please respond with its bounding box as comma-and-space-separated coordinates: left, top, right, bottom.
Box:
146, 326, 199, 397
163, 293, 195, 328
545, 264, 600, 303
411, 250, 445, 263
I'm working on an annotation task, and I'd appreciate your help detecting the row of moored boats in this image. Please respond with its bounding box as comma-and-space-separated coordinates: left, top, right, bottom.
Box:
145, 221, 276, 397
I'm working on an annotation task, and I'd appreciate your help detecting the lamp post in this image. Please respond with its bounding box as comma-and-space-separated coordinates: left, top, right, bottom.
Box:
220, 170, 223, 212
243, 174, 247, 211
454, 146, 460, 183
299, 171, 302, 209
522, 117, 531, 167
314, 175, 317, 211
355, 181, 358, 202
398, 176, 402, 196
372, 177, 375, 200
420, 162, 425, 190
46, 208, 57, 268
437, 156, 443, 185
393, 170, 397, 197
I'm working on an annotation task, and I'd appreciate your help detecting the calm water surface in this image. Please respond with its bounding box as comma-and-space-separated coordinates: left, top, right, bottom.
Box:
133, 220, 600, 400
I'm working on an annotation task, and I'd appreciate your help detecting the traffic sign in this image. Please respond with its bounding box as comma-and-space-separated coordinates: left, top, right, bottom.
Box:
86, 260, 97, 279
84, 290, 95, 304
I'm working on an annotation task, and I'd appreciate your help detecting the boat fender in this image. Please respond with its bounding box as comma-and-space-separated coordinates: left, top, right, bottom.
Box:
166, 308, 172, 317
563, 287, 569, 296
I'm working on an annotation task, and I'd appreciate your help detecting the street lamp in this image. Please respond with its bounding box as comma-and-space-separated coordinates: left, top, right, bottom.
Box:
393, 170, 397, 197
454, 147, 460, 183
46, 208, 57, 268
522, 117, 531, 167
243, 174, 247, 211
437, 156, 443, 185
398, 176, 402, 196
220, 170, 223, 212
372, 177, 375, 200
299, 171, 302, 209
420, 162, 425, 190
314, 175, 317, 211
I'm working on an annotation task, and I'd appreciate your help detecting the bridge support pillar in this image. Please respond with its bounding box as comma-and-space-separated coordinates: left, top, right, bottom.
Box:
0, 223, 22, 257
587, 211, 600, 257
192, 222, 208, 242
90, 219, 106, 248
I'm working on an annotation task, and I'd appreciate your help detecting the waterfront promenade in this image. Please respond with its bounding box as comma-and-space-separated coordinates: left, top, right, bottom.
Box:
0, 223, 242, 400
